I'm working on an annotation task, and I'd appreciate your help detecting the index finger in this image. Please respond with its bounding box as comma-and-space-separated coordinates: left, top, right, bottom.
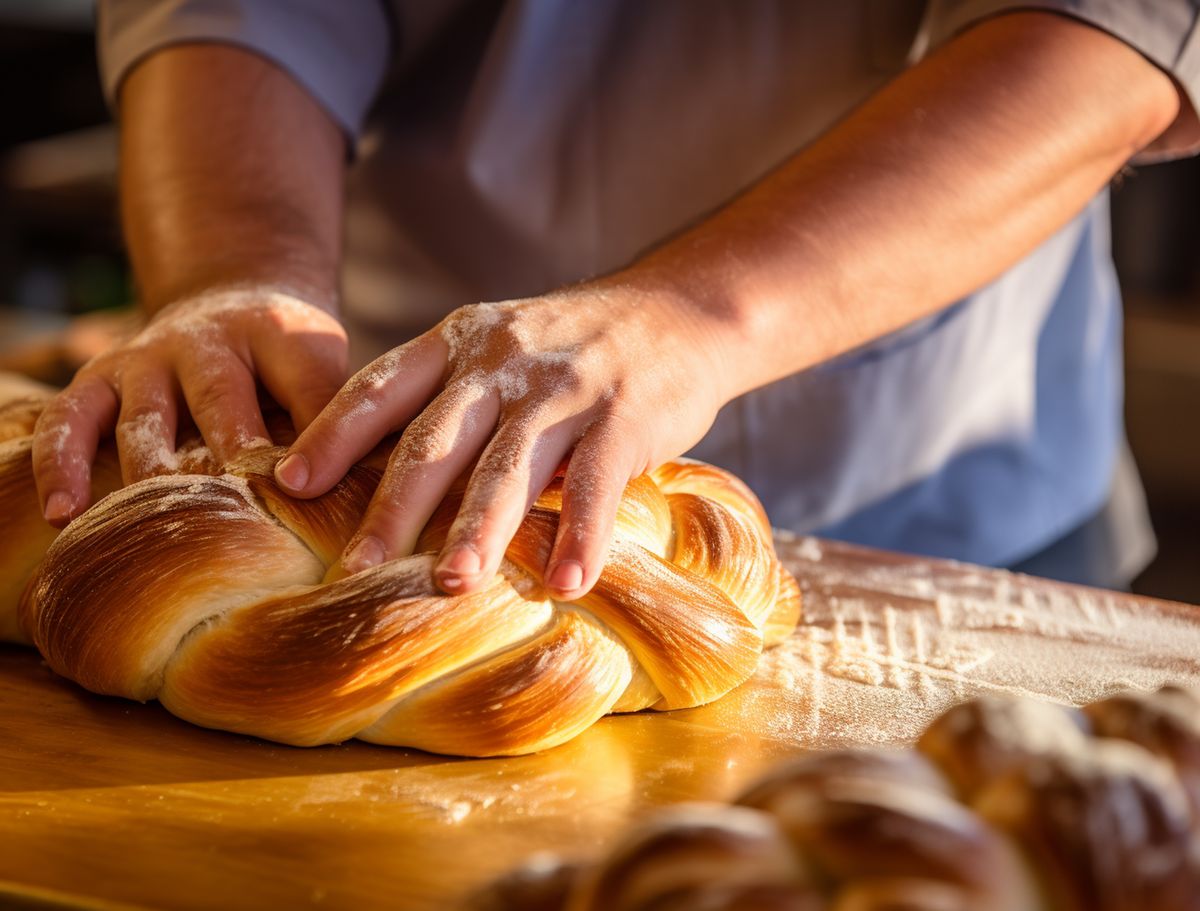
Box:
278, 331, 448, 498
31, 375, 119, 526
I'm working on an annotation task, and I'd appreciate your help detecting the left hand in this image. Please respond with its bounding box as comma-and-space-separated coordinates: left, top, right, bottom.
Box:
275, 275, 733, 598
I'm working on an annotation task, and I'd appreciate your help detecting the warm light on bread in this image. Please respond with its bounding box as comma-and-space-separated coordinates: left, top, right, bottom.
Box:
0, 378, 800, 756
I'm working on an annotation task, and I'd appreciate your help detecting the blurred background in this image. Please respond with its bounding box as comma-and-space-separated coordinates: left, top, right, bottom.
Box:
2, 5, 1198, 602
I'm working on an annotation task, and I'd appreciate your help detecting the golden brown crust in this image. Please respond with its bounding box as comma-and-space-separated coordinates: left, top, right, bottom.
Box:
0, 415, 121, 643
230, 445, 381, 567
0, 437, 62, 643
764, 564, 803, 648
1, 382, 800, 755
365, 608, 632, 755
667, 492, 780, 632
501, 504, 767, 712
651, 460, 774, 546
574, 541, 764, 711
25, 474, 324, 699
160, 558, 554, 747
0, 392, 52, 442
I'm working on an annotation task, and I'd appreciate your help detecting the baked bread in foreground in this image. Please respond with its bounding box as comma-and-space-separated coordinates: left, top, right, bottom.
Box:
473, 686, 1200, 910
0, 378, 799, 756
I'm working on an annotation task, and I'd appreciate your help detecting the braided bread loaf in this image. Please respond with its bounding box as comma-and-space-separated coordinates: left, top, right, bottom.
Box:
475, 687, 1200, 909
0, 378, 800, 756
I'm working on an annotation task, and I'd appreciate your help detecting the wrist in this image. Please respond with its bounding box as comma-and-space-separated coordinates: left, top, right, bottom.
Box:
596, 262, 756, 411
146, 283, 342, 333
619, 234, 827, 406
141, 270, 340, 320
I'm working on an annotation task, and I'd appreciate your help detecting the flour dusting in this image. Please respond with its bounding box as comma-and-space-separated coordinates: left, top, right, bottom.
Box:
710, 535, 1200, 750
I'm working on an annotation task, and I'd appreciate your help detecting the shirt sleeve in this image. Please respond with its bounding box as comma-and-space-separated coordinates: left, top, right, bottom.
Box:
919, 0, 1200, 159
96, 0, 394, 141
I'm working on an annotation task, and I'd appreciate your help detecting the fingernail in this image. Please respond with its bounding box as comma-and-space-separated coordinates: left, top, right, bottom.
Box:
547, 560, 584, 593
342, 536, 385, 574
44, 491, 74, 524
436, 547, 481, 580
275, 453, 310, 491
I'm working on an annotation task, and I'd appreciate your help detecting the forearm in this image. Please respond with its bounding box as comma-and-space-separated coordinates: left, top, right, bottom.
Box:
119, 43, 346, 315
635, 12, 1182, 400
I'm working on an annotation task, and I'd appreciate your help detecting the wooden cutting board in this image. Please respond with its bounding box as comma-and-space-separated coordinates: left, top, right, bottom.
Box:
2, 535, 1198, 911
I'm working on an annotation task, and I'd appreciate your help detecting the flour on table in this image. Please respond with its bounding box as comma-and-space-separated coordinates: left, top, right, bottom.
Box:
732, 536, 1200, 751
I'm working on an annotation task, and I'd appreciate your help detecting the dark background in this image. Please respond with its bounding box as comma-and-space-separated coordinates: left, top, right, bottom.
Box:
2, 8, 1198, 602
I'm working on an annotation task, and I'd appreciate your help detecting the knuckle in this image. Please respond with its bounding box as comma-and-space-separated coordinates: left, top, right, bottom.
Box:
361, 505, 401, 538
336, 374, 390, 418
478, 443, 528, 480
394, 429, 453, 466
464, 480, 530, 533
31, 402, 68, 439
32, 392, 88, 452
31, 422, 84, 478
115, 413, 174, 467
187, 383, 266, 452
445, 518, 487, 553
474, 427, 541, 484
30, 440, 64, 477
591, 412, 651, 468
77, 349, 121, 377
259, 296, 345, 335
116, 399, 171, 427
188, 377, 248, 418
351, 347, 405, 391
362, 494, 418, 541
557, 495, 605, 541
393, 412, 459, 465
441, 303, 520, 361
373, 463, 411, 500
538, 361, 587, 398
597, 400, 640, 435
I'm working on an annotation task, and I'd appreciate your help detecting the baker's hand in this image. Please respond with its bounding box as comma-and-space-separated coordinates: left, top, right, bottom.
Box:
277, 278, 731, 598
32, 287, 348, 526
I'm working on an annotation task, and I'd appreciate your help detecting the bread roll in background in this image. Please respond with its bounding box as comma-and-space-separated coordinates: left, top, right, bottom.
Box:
473, 688, 1200, 910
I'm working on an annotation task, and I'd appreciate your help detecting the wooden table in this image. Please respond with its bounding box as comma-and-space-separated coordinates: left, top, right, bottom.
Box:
3, 536, 1198, 911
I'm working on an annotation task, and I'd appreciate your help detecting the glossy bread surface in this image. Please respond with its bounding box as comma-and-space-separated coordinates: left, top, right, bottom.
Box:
3, 538, 1200, 910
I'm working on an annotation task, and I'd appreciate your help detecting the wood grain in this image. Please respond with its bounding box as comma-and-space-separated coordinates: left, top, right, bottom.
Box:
2, 536, 1198, 911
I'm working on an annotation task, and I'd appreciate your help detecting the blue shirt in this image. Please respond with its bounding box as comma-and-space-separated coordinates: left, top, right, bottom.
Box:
98, 0, 1200, 577
701, 193, 1129, 566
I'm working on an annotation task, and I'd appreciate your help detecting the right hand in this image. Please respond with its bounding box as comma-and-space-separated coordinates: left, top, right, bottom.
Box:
32, 287, 348, 527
